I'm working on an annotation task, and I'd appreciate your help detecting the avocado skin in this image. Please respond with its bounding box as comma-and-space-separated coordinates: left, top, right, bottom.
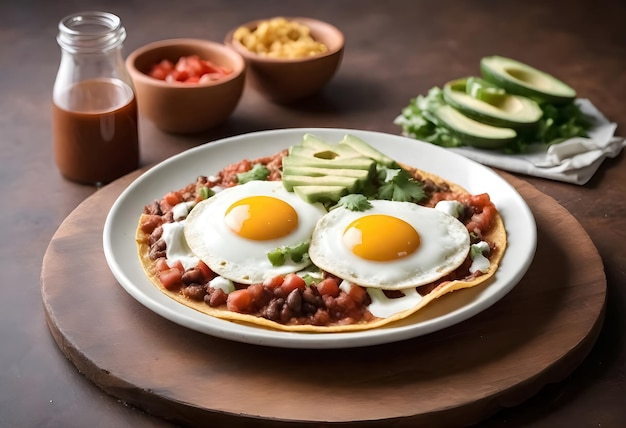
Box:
480, 56, 576, 105
443, 78, 542, 130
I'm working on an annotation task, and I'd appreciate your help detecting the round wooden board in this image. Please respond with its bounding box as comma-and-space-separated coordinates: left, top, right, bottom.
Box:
41, 171, 606, 427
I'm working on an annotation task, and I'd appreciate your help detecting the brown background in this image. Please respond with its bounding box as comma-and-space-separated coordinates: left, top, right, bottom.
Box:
1, 0, 625, 427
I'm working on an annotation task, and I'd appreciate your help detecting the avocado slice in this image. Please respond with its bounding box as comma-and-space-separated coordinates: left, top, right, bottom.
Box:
339, 135, 398, 167
282, 153, 375, 170
290, 140, 366, 160
434, 104, 517, 149
283, 165, 370, 181
282, 134, 399, 204
300, 133, 357, 154
282, 174, 363, 192
443, 77, 543, 129
480, 56, 576, 105
293, 185, 348, 204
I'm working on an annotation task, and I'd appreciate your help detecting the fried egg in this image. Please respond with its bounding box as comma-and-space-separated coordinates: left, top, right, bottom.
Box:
308, 200, 470, 290
184, 180, 326, 284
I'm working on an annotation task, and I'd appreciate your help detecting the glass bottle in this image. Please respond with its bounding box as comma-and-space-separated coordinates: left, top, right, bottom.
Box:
52, 11, 139, 185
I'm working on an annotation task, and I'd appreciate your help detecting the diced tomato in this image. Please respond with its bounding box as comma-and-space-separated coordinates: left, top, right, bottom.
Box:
183, 55, 205, 75
169, 259, 184, 274
175, 55, 189, 72
199, 73, 221, 83
247, 283, 265, 302
227, 289, 252, 313
461, 193, 496, 235
149, 67, 169, 81
159, 268, 183, 290
316, 278, 339, 297
196, 260, 213, 281
347, 284, 367, 304
158, 59, 174, 72
139, 214, 162, 234
471, 193, 492, 208
147, 55, 232, 84
263, 275, 284, 289
166, 69, 190, 82
163, 191, 181, 207
280, 273, 306, 294
156, 258, 170, 272
201, 59, 219, 74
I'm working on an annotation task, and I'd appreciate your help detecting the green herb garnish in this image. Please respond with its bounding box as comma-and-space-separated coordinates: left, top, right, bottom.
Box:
377, 168, 425, 203
267, 241, 310, 267
335, 194, 372, 211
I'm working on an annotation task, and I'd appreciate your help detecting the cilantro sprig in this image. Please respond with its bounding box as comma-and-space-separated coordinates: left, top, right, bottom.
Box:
329, 165, 426, 210
376, 168, 425, 203
334, 194, 372, 211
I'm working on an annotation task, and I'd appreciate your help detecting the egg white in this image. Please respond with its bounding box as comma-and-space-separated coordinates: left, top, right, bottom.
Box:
308, 200, 470, 290
184, 180, 327, 284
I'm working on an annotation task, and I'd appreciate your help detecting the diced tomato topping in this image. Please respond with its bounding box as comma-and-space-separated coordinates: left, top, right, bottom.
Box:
263, 275, 284, 289
247, 283, 265, 302
167, 69, 187, 82
156, 258, 170, 272
227, 289, 252, 313
163, 191, 182, 207
148, 54, 232, 84
347, 284, 367, 304
159, 268, 183, 290
140, 214, 162, 234
316, 278, 340, 297
196, 260, 213, 281
169, 260, 184, 274
280, 273, 306, 294
460, 193, 496, 235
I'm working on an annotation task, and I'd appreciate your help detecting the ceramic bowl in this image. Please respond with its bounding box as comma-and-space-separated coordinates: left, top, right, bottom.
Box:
126, 38, 246, 133
225, 17, 344, 103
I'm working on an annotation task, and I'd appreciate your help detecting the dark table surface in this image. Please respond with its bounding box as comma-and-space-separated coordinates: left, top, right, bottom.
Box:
2, 0, 625, 426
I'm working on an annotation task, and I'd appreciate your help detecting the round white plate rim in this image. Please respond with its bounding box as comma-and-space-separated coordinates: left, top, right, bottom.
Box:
102, 128, 537, 349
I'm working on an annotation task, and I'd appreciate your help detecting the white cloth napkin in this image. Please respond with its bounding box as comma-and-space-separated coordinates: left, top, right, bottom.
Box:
449, 99, 626, 185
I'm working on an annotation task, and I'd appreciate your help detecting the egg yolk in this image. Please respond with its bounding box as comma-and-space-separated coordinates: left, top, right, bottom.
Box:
224, 196, 298, 240
343, 214, 420, 261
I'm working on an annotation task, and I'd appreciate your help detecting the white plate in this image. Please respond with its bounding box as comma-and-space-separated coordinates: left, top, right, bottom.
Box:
103, 128, 536, 349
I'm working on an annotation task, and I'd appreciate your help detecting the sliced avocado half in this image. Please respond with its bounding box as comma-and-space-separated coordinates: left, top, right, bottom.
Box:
480, 56, 576, 105
282, 174, 363, 193
339, 134, 398, 167
282, 153, 375, 170
434, 104, 517, 149
293, 185, 347, 204
443, 77, 543, 129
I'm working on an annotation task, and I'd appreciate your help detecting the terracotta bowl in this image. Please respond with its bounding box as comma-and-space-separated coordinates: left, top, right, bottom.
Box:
225, 17, 344, 103
126, 38, 246, 133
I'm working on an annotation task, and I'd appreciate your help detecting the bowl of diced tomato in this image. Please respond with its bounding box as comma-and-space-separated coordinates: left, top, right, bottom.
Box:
126, 38, 246, 133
